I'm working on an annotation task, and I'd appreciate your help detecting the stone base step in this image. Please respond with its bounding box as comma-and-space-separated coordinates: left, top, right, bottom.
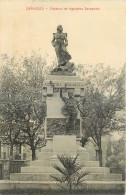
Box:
30, 159, 99, 167
77, 147, 88, 153
21, 166, 110, 174
38, 152, 53, 160
88, 173, 122, 181
37, 149, 90, 161
40, 147, 53, 152
78, 152, 90, 161
0, 180, 125, 193
82, 161, 99, 167
10, 172, 122, 181
50, 155, 81, 167
21, 166, 56, 173
30, 160, 50, 166
50, 158, 99, 167
32, 160, 99, 168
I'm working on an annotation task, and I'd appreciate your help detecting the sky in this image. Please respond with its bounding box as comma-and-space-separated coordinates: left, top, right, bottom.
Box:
0, 0, 126, 69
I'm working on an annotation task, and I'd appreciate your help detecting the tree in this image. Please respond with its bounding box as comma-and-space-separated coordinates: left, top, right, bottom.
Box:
0, 52, 47, 160
16, 52, 47, 160
76, 64, 125, 166
51, 154, 89, 193
0, 62, 24, 159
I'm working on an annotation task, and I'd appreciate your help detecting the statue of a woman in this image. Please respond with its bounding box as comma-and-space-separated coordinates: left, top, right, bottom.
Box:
51, 25, 71, 66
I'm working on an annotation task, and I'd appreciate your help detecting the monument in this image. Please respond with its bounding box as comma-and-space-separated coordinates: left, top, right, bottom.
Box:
44, 25, 85, 139
10, 26, 123, 190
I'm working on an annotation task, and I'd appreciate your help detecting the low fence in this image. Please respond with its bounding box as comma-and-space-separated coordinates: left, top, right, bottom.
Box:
0, 160, 29, 180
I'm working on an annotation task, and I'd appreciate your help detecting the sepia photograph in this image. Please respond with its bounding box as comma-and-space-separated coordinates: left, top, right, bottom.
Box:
0, 0, 125, 194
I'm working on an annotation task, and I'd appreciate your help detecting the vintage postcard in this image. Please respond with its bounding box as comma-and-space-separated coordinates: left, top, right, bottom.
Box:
0, 0, 125, 194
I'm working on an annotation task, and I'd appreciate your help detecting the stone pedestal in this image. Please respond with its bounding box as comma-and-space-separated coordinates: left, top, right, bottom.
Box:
43, 75, 85, 139
53, 135, 76, 156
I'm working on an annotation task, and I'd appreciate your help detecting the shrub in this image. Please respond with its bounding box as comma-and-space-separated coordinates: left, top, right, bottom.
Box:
51, 154, 90, 193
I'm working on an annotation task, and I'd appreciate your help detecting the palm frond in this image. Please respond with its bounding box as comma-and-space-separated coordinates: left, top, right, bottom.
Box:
74, 164, 84, 173
52, 164, 66, 176
50, 175, 65, 183
57, 183, 68, 191
57, 155, 71, 169
72, 154, 79, 165
76, 171, 90, 184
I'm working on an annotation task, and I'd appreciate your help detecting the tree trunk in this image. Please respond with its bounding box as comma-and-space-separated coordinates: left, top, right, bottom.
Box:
69, 181, 72, 194
98, 148, 103, 167
98, 129, 102, 167
10, 143, 13, 160
32, 147, 36, 161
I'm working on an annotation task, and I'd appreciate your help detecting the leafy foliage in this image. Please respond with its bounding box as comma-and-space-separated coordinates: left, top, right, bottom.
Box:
0, 63, 25, 158
106, 137, 125, 180
51, 154, 90, 193
76, 64, 125, 166
0, 52, 47, 160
